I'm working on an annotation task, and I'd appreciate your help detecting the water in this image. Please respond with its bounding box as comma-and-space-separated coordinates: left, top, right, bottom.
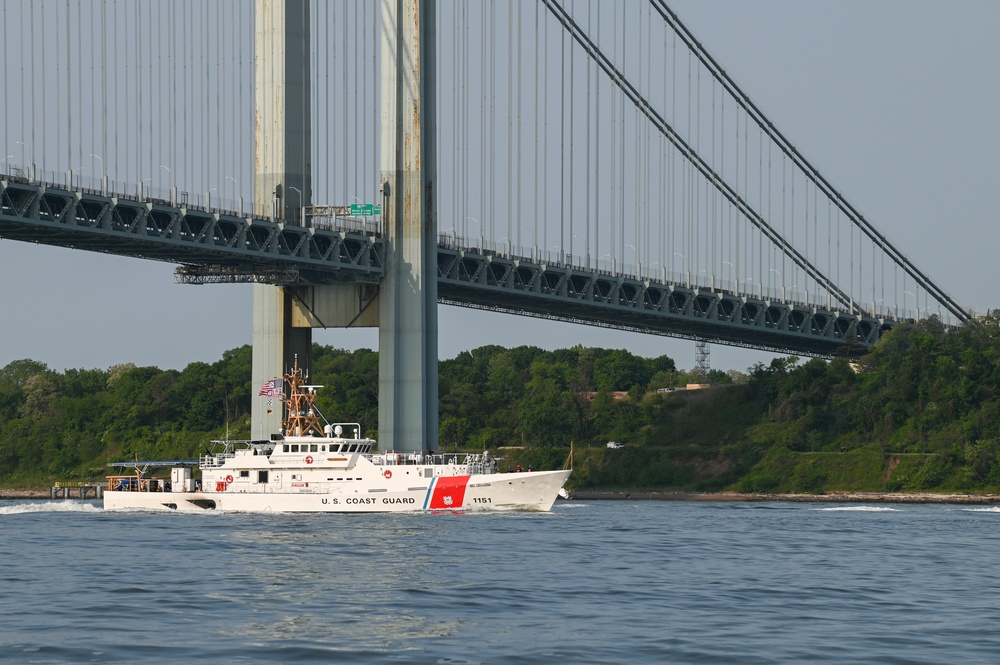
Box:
3, 500, 1000, 664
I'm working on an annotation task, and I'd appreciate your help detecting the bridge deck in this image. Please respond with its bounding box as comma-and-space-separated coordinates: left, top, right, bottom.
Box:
1, 176, 894, 357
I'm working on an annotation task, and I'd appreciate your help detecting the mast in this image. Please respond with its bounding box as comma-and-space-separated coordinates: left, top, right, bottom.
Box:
280, 361, 324, 437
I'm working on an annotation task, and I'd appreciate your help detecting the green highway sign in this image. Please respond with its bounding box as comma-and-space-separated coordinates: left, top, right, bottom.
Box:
349, 203, 381, 216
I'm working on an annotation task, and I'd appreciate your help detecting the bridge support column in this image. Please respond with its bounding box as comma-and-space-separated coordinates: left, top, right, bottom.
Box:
252, 0, 312, 438
379, 0, 438, 453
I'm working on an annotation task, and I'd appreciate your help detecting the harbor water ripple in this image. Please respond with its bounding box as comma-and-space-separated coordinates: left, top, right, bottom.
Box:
3, 500, 1000, 663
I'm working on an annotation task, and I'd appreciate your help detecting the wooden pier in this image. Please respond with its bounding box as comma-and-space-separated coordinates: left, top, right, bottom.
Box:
50, 484, 104, 500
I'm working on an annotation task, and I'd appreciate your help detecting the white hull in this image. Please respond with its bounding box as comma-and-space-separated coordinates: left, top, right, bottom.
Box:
104, 468, 570, 513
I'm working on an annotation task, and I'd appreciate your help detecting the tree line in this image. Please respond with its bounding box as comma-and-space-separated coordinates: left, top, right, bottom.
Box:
3, 312, 1000, 493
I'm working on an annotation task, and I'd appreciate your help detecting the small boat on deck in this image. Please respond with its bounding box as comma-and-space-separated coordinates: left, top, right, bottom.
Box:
104, 362, 570, 513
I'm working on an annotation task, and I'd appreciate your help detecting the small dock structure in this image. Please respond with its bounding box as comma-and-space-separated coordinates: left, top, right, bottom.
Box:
50, 483, 104, 500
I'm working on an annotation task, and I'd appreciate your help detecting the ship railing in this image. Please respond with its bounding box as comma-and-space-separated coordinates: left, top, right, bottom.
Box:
200, 452, 234, 468
365, 451, 499, 475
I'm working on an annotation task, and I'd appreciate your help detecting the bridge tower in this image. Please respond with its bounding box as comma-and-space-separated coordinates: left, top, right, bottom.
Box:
378, 0, 439, 453
252, 0, 313, 438
251, 0, 437, 452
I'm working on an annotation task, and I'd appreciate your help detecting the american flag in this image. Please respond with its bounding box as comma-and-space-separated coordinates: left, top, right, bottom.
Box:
258, 378, 283, 397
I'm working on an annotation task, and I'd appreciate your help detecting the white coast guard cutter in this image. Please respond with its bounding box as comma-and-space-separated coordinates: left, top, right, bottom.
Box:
104, 362, 570, 513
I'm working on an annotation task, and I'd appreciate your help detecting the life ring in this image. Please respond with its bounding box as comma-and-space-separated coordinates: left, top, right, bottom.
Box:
305, 455, 314, 464
225, 474, 233, 484
383, 469, 392, 479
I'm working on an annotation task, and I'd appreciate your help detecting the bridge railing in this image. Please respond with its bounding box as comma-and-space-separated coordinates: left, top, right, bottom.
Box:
1, 162, 248, 218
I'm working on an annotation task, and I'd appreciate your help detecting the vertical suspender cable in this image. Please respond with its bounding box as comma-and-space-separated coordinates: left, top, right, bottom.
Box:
352, 2, 359, 202
768, 136, 775, 291
466, 5, 473, 240
543, 2, 550, 254
113, 0, 118, 185
181, 0, 187, 193
587, 0, 593, 267
587, 4, 603, 269
641, 2, 647, 276
148, 3, 154, 186
169, 0, 174, 191
711, 80, 716, 287
480, 4, 486, 244
30, 2, 36, 174
60, 0, 65, 173
515, 0, 522, 250
610, 5, 616, 267
239, 0, 244, 209
1, 2, 5, 164
342, 1, 348, 203
198, 0, 203, 193
216, 0, 222, 203
743, 105, 748, 288
453, 3, 460, 237
326, 0, 331, 206
637, 1, 643, 275
57, 0, 64, 172
304, 0, 309, 213
660, 14, 668, 281
373, 0, 378, 201
101, 0, 107, 183
41, 0, 48, 175
458, 3, 464, 237
670, 28, 676, 278
360, 0, 366, 203
505, 4, 521, 249
490, 1, 496, 243
648, 5, 655, 277
828, 200, 832, 309
560, 9, 566, 259
456, 5, 465, 234
620, 4, 625, 271
534, 0, 539, 258
507, 0, 514, 249
685, 47, 691, 283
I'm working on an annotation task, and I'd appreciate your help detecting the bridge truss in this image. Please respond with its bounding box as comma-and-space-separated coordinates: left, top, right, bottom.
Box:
2, 173, 888, 357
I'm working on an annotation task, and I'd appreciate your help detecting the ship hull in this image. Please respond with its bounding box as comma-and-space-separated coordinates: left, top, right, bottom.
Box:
104, 469, 570, 513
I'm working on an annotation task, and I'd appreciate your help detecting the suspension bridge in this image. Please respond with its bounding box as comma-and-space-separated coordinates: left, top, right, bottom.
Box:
0, 1, 980, 451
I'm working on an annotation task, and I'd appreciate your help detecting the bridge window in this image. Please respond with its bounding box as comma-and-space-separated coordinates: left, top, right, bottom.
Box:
290, 444, 300, 452
239, 470, 249, 478
310, 444, 318, 452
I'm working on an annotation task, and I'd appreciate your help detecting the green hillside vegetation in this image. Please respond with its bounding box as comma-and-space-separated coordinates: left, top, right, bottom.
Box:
3, 313, 1000, 494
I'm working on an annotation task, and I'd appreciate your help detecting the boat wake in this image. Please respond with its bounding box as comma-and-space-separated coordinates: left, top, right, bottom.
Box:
0, 501, 102, 516
961, 506, 1000, 513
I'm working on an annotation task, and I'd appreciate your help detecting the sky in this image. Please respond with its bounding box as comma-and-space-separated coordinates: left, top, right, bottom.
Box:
1, 0, 998, 374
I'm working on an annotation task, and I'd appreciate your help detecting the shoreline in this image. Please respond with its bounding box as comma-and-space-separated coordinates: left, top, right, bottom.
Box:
0, 489, 52, 500
4, 487, 1000, 505
566, 490, 1000, 505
